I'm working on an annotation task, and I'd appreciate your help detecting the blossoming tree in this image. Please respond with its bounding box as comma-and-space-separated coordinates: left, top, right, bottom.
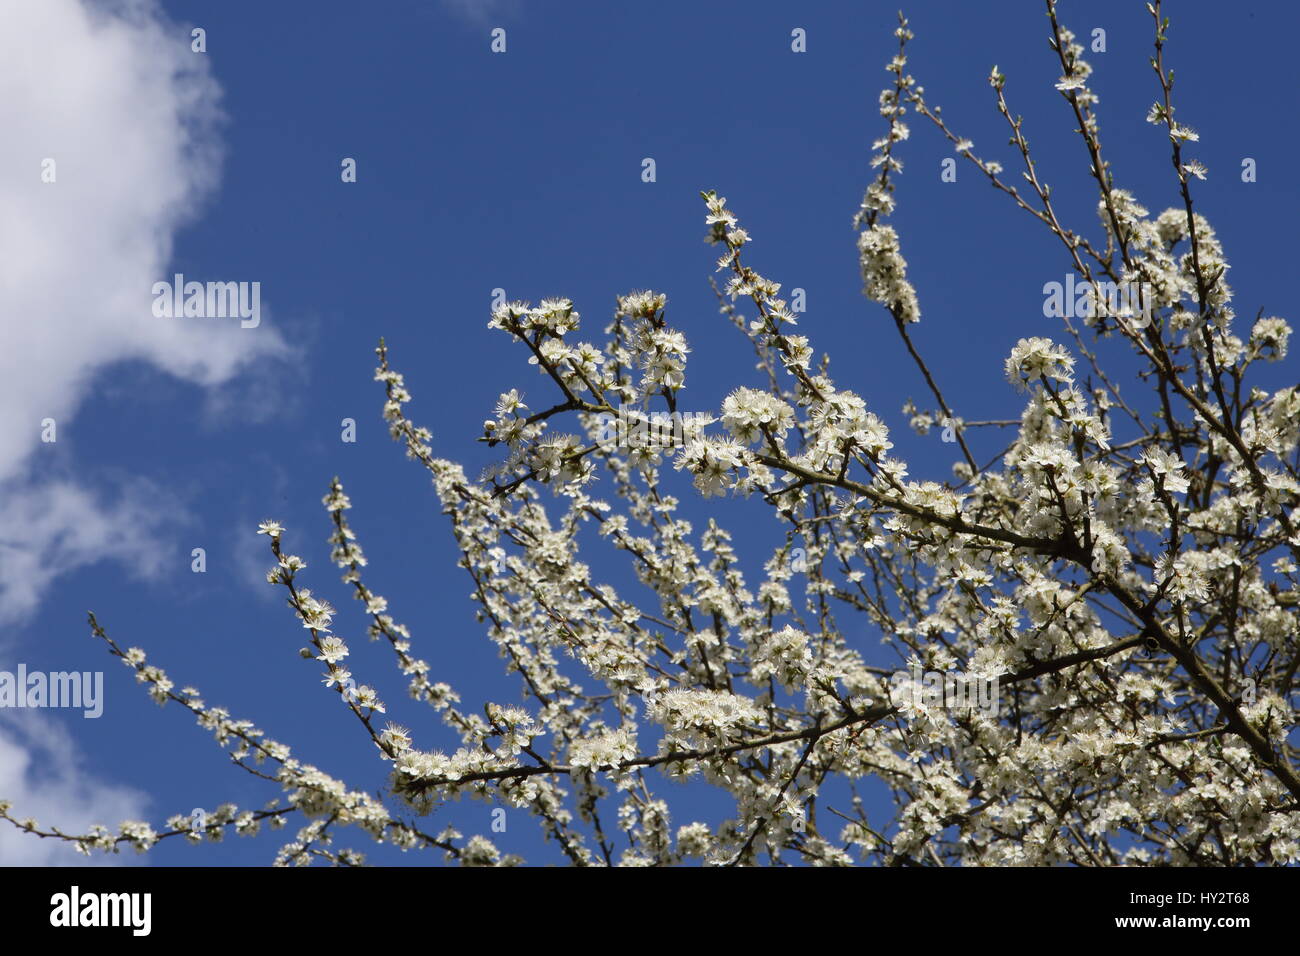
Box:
6, 0, 1298, 865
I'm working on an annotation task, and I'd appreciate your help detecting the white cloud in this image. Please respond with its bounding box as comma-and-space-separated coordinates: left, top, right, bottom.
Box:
0, 713, 150, 865
0, 476, 185, 625
0, 0, 288, 625
438, 0, 522, 27
0, 0, 288, 861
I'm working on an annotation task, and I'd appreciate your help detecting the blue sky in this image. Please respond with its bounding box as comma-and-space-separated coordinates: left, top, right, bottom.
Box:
2, 0, 1296, 865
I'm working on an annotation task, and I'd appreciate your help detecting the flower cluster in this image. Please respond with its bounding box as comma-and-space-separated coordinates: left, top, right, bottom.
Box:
16, 5, 1299, 868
